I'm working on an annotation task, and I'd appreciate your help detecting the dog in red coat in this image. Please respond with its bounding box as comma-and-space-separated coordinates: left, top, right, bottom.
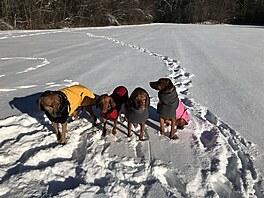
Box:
96, 86, 128, 136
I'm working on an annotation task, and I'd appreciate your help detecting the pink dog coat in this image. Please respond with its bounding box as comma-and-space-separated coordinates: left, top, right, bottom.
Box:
176, 100, 189, 124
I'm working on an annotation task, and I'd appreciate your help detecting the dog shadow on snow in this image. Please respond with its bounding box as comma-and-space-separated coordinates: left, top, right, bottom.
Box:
146, 106, 160, 130
9, 92, 53, 130
9, 92, 42, 115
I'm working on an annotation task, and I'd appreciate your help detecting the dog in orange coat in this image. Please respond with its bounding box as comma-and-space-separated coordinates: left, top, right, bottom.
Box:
37, 85, 98, 144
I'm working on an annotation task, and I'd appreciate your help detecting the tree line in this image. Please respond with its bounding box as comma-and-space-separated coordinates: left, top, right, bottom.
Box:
0, 0, 263, 30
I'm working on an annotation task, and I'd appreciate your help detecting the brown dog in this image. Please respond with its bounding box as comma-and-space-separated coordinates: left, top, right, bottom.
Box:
150, 78, 189, 139
126, 87, 150, 141
37, 85, 98, 144
96, 86, 128, 136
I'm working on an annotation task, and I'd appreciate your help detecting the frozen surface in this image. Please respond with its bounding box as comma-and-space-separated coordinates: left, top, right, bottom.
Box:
0, 24, 264, 197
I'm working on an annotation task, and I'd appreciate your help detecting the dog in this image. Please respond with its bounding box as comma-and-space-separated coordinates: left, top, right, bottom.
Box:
126, 87, 150, 141
96, 86, 128, 136
37, 85, 98, 144
150, 78, 189, 139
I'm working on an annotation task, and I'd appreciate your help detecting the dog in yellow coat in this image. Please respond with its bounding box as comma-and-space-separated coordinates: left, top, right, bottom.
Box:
37, 85, 98, 144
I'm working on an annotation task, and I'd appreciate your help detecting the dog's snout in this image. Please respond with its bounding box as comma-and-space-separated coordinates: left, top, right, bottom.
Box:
150, 81, 159, 90
149, 82, 155, 88
137, 100, 146, 110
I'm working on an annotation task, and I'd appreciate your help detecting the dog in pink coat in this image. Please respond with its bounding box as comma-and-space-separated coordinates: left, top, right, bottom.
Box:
150, 78, 189, 139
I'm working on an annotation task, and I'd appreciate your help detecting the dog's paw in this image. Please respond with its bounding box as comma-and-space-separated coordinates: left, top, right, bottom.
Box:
127, 133, 133, 138
94, 119, 100, 126
102, 131, 107, 137
112, 129, 117, 135
139, 137, 147, 141
170, 135, 178, 140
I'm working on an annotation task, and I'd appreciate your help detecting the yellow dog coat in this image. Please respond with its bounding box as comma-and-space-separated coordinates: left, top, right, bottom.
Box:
60, 85, 95, 116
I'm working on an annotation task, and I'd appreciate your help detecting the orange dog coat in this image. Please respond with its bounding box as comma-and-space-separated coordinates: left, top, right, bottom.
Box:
60, 85, 95, 116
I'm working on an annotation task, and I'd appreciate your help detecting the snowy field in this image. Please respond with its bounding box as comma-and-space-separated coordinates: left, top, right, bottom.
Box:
0, 24, 264, 197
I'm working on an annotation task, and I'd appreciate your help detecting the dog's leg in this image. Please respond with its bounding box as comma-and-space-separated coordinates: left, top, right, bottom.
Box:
123, 104, 128, 122
102, 118, 107, 137
112, 119, 117, 135
52, 122, 61, 141
72, 107, 83, 120
61, 122, 67, 145
85, 106, 98, 125
72, 111, 78, 121
160, 117, 165, 136
170, 118, 177, 139
139, 122, 145, 141
127, 122, 132, 137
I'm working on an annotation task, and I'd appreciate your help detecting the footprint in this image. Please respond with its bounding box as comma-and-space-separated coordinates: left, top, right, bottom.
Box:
237, 151, 257, 180
101, 142, 111, 155
135, 142, 145, 159
226, 155, 242, 191
181, 97, 194, 108
204, 110, 218, 125
200, 128, 219, 148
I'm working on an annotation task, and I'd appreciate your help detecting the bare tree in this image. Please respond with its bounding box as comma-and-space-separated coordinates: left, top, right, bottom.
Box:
0, 0, 263, 30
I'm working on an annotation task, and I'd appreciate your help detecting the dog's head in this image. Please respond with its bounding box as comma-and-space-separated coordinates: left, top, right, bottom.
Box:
37, 92, 61, 117
96, 94, 116, 114
130, 87, 150, 111
149, 78, 174, 93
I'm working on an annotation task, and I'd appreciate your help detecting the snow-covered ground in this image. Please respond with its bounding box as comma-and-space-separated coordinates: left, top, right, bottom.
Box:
0, 24, 263, 197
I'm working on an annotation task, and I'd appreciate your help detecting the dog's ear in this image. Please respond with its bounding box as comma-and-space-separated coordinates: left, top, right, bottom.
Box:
37, 97, 45, 111
110, 97, 116, 109
149, 81, 158, 90
167, 79, 174, 90
129, 97, 134, 108
145, 92, 150, 107
161, 78, 174, 92
37, 90, 52, 111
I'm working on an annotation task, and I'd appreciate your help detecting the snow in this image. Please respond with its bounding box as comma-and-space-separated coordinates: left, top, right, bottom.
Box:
0, 24, 264, 197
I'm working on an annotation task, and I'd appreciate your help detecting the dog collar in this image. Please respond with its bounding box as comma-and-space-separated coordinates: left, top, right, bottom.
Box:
158, 88, 178, 104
